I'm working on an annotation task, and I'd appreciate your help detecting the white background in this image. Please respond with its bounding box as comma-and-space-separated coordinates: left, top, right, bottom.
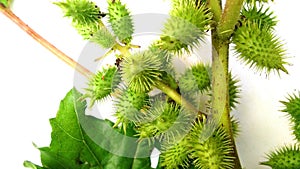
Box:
0, 0, 300, 168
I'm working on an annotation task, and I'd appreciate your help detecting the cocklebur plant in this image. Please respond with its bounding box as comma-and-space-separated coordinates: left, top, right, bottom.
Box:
0, 0, 298, 168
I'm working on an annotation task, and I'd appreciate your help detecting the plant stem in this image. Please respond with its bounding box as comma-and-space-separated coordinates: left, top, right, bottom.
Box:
209, 0, 244, 168
0, 5, 93, 78
155, 81, 206, 117
218, 0, 244, 39
211, 35, 242, 168
208, 0, 222, 23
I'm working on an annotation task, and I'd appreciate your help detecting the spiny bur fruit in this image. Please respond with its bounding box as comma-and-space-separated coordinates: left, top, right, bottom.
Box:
179, 63, 211, 94
179, 65, 240, 110
137, 100, 191, 143
114, 87, 149, 131
232, 21, 288, 74
158, 0, 211, 54
90, 26, 116, 49
241, 5, 277, 29
159, 137, 191, 169
281, 92, 300, 141
55, 0, 104, 39
83, 66, 121, 106
261, 145, 300, 169
189, 119, 235, 169
108, 0, 134, 44
121, 50, 164, 92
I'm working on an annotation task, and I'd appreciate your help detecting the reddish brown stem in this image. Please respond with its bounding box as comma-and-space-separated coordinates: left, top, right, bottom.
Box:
0, 5, 93, 78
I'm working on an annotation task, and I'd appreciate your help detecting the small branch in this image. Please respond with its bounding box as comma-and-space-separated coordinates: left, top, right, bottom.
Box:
217, 0, 244, 39
208, 0, 222, 23
0, 5, 93, 78
155, 81, 206, 117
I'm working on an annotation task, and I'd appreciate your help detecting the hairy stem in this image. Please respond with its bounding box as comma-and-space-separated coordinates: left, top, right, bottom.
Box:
0, 5, 92, 78
155, 81, 206, 117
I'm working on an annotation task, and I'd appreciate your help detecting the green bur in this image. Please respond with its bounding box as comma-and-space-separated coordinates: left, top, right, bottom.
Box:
241, 5, 277, 29
55, 0, 104, 39
189, 120, 234, 169
179, 64, 240, 110
108, 0, 133, 44
91, 26, 116, 49
158, 118, 235, 169
159, 0, 211, 54
114, 87, 149, 131
233, 21, 287, 74
261, 145, 300, 169
281, 92, 300, 141
121, 50, 164, 92
179, 63, 211, 94
84, 66, 121, 106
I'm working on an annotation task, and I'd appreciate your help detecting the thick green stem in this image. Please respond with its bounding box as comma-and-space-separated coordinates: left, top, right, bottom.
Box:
210, 0, 244, 168
211, 31, 242, 169
155, 81, 206, 117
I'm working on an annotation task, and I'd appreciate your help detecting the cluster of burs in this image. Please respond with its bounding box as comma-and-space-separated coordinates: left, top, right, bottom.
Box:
54, 0, 299, 168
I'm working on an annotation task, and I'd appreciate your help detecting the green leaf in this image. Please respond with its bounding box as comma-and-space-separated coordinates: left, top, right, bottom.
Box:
42, 89, 105, 168
26, 88, 153, 169
23, 161, 45, 169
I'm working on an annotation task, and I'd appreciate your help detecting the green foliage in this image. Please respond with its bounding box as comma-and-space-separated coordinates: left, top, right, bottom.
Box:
23, 161, 44, 169
83, 66, 121, 106
261, 145, 300, 169
90, 26, 116, 49
157, 0, 212, 54
55, 0, 104, 39
108, 0, 134, 44
281, 92, 300, 141
121, 50, 164, 92
232, 20, 288, 74
189, 120, 235, 169
24, 89, 153, 169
